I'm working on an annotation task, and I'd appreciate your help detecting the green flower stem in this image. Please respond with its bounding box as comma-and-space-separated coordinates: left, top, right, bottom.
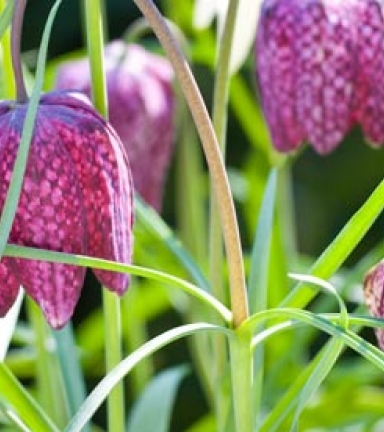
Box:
83, 1, 123, 431
133, 0, 248, 327
102, 289, 125, 432
175, 101, 207, 268
83, 0, 108, 118
208, 2, 242, 426
175, 102, 215, 406
209, 0, 240, 306
229, 329, 253, 432
122, 291, 154, 396
0, 362, 59, 432
11, 0, 27, 102
277, 164, 298, 264
4, 244, 232, 323
282, 175, 384, 310
0, 0, 15, 99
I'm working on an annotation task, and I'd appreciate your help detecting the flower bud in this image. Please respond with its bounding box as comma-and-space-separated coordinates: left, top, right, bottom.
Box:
364, 260, 384, 350
0, 91, 134, 328
56, 41, 174, 211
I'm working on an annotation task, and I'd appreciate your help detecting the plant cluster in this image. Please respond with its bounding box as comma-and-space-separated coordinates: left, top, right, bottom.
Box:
1, 1, 384, 431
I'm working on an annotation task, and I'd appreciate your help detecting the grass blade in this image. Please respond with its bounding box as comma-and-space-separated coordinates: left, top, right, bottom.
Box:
65, 323, 232, 432
127, 365, 189, 432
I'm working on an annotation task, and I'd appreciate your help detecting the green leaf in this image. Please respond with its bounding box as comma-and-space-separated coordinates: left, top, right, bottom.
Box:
4, 244, 232, 323
0, 0, 62, 260
127, 365, 189, 432
248, 167, 277, 426
259, 342, 336, 432
288, 274, 348, 329
53, 324, 89, 432
282, 175, 384, 310
65, 323, 232, 432
290, 337, 344, 431
244, 308, 384, 372
0, 363, 59, 432
247, 310, 384, 431
135, 196, 209, 291
0, 1, 62, 428
248, 168, 277, 313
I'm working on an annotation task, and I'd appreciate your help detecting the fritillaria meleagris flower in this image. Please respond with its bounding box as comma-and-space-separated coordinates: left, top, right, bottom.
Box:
364, 260, 384, 350
256, 0, 384, 154
0, 91, 134, 329
55, 41, 174, 212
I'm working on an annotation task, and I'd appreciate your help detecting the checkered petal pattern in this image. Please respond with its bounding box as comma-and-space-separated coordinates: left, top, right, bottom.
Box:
0, 91, 134, 328
56, 41, 174, 211
256, 0, 384, 154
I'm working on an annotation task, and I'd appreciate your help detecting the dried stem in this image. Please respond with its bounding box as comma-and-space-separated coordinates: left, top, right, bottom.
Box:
133, 0, 248, 326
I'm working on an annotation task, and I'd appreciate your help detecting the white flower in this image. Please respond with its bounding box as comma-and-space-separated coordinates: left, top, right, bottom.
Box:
193, 0, 260, 73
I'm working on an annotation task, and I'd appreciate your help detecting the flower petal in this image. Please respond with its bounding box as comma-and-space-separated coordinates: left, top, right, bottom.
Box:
295, 0, 356, 154
193, 0, 222, 30
0, 117, 22, 316
108, 49, 174, 211
56, 44, 175, 211
256, 0, 304, 151
42, 92, 134, 294
18, 260, 85, 329
0, 259, 20, 316
364, 261, 384, 350
355, 0, 384, 145
1, 108, 88, 328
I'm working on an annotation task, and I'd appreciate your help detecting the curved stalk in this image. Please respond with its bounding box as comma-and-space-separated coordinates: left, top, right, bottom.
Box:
133, 0, 248, 327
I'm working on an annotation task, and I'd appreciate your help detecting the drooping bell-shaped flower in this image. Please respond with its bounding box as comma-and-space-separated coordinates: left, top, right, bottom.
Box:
0, 91, 134, 329
0, 0, 134, 329
255, 0, 384, 154
363, 260, 384, 350
55, 41, 174, 212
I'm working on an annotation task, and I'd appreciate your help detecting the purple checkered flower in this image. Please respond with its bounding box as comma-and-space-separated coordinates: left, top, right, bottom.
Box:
364, 260, 384, 350
0, 91, 134, 329
256, 0, 384, 154
56, 41, 174, 211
